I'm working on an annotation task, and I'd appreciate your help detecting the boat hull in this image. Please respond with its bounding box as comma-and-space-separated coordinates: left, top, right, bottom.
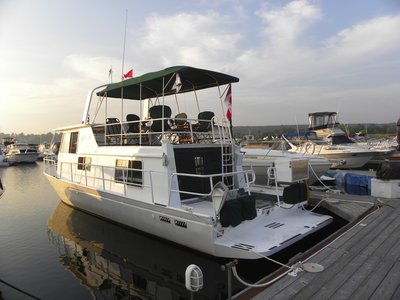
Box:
6, 153, 39, 165
45, 173, 333, 259
317, 151, 375, 169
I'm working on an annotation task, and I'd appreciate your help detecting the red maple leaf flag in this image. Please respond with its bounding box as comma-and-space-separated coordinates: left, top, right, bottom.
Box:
224, 84, 232, 121
123, 69, 133, 79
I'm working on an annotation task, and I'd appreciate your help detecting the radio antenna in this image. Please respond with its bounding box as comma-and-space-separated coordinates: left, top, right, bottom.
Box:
121, 9, 128, 80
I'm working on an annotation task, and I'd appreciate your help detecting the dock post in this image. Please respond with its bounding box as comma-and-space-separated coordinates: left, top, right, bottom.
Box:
221, 259, 238, 300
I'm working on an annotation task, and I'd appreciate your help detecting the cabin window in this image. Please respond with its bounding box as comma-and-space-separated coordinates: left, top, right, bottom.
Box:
69, 132, 79, 153
59, 133, 69, 153
78, 156, 92, 171
194, 156, 204, 175
115, 159, 143, 186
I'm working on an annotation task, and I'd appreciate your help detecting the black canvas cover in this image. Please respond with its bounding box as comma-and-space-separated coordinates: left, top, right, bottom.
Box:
376, 161, 400, 180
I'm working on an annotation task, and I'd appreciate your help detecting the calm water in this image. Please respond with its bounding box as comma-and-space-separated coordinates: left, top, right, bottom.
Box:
0, 163, 342, 299
0, 163, 255, 299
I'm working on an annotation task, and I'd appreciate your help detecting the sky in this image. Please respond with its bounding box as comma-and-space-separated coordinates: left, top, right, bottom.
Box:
1, 0, 400, 134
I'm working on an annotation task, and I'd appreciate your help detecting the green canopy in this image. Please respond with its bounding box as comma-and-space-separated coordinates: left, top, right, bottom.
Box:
97, 66, 239, 100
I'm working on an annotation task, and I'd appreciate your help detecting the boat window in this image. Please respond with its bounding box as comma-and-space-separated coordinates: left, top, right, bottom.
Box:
115, 159, 143, 186
77, 156, 92, 171
69, 132, 79, 153
59, 133, 69, 153
194, 156, 204, 175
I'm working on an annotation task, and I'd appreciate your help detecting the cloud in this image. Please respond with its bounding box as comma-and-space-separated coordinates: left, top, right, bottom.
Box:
256, 0, 321, 47
126, 11, 242, 73
322, 15, 400, 66
64, 54, 119, 82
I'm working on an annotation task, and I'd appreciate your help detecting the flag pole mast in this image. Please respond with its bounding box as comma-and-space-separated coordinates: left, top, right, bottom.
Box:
120, 9, 128, 121
121, 9, 128, 80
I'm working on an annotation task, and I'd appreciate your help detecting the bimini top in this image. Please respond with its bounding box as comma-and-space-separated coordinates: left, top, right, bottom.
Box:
97, 66, 239, 100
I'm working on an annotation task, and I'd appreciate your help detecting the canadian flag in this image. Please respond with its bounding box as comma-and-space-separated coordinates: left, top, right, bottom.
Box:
224, 84, 232, 121
123, 69, 133, 78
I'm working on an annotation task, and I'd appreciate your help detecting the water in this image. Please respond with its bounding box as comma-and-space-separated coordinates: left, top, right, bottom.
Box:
0, 163, 343, 299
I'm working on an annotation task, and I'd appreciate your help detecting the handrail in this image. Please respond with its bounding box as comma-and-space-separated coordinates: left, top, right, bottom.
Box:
44, 159, 256, 209
93, 116, 234, 146
169, 169, 255, 198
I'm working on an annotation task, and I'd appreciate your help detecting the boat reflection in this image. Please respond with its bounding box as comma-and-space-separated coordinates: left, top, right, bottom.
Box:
47, 202, 243, 299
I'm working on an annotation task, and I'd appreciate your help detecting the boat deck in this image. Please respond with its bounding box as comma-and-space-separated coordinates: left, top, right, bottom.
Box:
234, 196, 400, 299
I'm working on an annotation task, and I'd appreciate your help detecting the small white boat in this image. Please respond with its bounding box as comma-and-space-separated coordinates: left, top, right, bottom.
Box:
44, 66, 332, 259
5, 142, 39, 165
284, 112, 378, 169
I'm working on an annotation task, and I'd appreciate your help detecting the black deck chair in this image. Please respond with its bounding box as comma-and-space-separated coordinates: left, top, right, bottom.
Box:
126, 114, 140, 133
197, 111, 215, 132
172, 112, 188, 129
106, 118, 122, 144
149, 105, 172, 132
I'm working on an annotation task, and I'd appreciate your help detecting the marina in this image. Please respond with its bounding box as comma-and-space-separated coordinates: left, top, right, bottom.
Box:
1, 66, 399, 299
1, 154, 400, 298
1, 1, 400, 299
0, 162, 342, 299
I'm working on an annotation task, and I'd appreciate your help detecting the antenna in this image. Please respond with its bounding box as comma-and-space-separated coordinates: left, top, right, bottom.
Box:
120, 9, 128, 120
121, 9, 128, 80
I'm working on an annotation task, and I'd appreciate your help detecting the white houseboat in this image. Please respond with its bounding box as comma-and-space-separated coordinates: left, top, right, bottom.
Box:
44, 66, 332, 259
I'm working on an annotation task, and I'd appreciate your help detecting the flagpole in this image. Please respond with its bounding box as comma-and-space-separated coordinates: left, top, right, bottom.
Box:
121, 9, 128, 81
121, 9, 128, 122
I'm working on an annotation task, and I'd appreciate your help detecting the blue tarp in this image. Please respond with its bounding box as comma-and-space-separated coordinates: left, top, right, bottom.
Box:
344, 173, 372, 195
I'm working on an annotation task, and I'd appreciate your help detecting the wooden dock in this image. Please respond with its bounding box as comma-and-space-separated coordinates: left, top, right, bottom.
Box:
234, 196, 400, 299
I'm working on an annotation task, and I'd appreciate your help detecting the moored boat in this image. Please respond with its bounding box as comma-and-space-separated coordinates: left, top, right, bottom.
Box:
284, 112, 378, 169
5, 141, 39, 165
44, 66, 332, 259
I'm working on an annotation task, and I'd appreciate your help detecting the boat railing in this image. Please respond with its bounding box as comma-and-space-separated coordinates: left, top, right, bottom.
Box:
92, 115, 232, 146
169, 169, 255, 198
44, 158, 255, 209
44, 159, 157, 199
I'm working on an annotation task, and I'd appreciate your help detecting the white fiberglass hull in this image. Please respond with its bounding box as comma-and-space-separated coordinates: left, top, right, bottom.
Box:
289, 145, 377, 169
45, 173, 332, 260
6, 153, 39, 165
314, 150, 375, 169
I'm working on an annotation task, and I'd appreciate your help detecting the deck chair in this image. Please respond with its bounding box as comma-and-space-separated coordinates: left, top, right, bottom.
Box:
125, 114, 141, 144
106, 118, 122, 144
126, 114, 140, 133
197, 111, 215, 132
149, 105, 172, 132
172, 112, 188, 129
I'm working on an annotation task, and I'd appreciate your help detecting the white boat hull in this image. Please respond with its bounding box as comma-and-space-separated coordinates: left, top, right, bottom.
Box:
6, 153, 39, 165
45, 173, 332, 259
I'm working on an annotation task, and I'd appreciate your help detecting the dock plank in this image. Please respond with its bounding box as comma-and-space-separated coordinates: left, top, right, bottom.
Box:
241, 194, 400, 300
330, 254, 382, 300
369, 260, 400, 300
266, 247, 340, 300
348, 259, 393, 299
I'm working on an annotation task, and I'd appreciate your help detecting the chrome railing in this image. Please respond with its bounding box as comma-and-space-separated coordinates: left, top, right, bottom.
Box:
93, 116, 232, 146
169, 169, 255, 198
44, 159, 255, 209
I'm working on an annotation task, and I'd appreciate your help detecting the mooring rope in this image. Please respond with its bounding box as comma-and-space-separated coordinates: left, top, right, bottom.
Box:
0, 278, 41, 299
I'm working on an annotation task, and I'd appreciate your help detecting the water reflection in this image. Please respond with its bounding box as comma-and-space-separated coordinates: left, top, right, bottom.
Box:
47, 202, 244, 299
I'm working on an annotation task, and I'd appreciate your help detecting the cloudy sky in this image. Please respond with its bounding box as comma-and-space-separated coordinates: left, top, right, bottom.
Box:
1, 0, 400, 134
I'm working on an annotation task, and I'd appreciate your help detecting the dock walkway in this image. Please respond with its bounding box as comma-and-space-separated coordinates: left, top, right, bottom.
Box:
234, 197, 400, 299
